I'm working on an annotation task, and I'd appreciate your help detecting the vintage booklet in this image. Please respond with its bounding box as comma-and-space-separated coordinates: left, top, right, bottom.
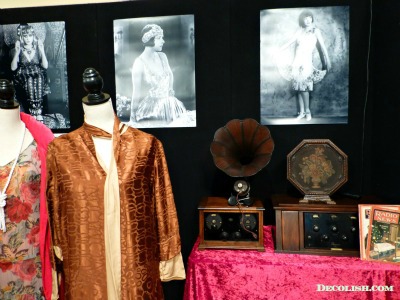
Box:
364, 205, 400, 264
358, 204, 395, 260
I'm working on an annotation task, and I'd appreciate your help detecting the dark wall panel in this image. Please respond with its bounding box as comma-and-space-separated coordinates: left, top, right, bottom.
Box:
370, 1, 400, 202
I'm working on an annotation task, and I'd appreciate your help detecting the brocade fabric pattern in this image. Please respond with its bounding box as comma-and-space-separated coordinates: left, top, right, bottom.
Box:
0, 140, 43, 299
46, 117, 182, 299
184, 226, 400, 300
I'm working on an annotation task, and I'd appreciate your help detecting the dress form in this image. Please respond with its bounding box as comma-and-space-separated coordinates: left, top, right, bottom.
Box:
82, 68, 114, 168
0, 79, 48, 299
0, 79, 33, 166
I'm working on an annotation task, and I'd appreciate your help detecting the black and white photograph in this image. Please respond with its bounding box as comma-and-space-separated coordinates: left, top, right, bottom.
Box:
260, 6, 349, 125
0, 21, 70, 130
114, 15, 196, 128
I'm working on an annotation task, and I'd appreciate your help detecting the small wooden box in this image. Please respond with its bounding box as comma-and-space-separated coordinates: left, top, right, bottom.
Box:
198, 197, 265, 251
273, 194, 362, 256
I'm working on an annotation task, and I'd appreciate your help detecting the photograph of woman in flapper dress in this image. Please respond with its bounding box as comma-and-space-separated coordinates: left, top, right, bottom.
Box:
0, 22, 70, 130
260, 6, 349, 125
11, 24, 49, 123
114, 15, 196, 128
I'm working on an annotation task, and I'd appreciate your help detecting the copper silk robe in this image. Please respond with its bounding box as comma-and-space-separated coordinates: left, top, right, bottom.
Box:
46, 118, 182, 299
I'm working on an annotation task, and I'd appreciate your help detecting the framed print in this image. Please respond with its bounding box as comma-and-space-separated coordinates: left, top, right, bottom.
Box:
0, 21, 70, 130
260, 6, 349, 125
113, 14, 196, 128
287, 139, 348, 204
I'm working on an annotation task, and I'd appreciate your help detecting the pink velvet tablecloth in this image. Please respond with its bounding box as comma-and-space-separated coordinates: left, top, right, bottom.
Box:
183, 226, 400, 300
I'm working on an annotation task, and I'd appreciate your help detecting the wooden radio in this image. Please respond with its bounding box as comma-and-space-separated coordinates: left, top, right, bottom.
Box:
273, 194, 360, 256
198, 197, 265, 251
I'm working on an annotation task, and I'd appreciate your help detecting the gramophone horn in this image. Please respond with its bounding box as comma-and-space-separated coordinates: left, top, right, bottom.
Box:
210, 119, 274, 178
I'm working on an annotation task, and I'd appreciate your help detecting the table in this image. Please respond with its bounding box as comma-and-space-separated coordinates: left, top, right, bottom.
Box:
184, 226, 400, 300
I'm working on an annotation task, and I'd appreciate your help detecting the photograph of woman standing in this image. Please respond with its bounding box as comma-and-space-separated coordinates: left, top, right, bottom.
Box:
114, 15, 196, 128
277, 10, 331, 121
260, 6, 349, 125
11, 23, 49, 122
130, 24, 188, 127
0, 22, 70, 130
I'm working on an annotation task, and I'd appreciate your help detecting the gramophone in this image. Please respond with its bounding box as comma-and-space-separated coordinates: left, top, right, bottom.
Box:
197, 119, 274, 251
210, 118, 274, 206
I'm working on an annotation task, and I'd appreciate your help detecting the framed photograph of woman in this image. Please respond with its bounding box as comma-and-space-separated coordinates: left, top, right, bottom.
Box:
0, 21, 70, 130
114, 14, 196, 128
260, 6, 349, 125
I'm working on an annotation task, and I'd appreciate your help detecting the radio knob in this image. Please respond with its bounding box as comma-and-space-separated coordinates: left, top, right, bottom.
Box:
313, 225, 320, 232
331, 225, 338, 233
220, 231, 229, 240
341, 235, 348, 241
322, 234, 329, 241
351, 226, 357, 232
211, 220, 217, 229
233, 231, 242, 239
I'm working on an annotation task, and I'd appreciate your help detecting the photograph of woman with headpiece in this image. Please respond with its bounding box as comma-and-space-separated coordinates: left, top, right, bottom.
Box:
260, 6, 349, 125
114, 15, 196, 128
0, 22, 70, 130
11, 23, 49, 123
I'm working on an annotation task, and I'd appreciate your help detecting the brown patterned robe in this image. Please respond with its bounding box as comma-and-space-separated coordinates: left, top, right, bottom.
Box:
46, 117, 182, 299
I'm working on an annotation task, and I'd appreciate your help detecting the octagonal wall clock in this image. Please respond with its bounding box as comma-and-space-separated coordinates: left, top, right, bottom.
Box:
287, 139, 348, 204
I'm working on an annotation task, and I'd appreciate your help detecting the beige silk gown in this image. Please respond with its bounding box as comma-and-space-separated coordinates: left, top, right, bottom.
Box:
46, 117, 184, 299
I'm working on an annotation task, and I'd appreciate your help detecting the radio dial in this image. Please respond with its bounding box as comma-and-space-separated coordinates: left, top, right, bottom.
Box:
240, 214, 257, 231
205, 213, 222, 230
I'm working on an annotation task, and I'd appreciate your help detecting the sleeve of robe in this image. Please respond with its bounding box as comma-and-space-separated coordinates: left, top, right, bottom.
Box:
153, 139, 186, 281
46, 142, 64, 299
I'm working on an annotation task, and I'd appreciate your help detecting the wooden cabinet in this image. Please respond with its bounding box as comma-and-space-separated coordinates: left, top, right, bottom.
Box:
273, 194, 380, 257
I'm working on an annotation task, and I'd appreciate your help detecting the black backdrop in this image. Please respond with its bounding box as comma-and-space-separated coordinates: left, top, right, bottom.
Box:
1, 0, 399, 299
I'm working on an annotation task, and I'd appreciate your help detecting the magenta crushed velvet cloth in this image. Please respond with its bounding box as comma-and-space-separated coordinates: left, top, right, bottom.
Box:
184, 226, 400, 300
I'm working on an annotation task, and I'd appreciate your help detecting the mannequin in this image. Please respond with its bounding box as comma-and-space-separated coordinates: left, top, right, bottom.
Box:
82, 99, 114, 134
84, 68, 121, 298
0, 79, 54, 300
46, 68, 185, 300
82, 67, 114, 167
82, 101, 114, 168
0, 97, 33, 166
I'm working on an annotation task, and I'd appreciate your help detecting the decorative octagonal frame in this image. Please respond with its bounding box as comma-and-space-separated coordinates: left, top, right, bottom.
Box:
287, 139, 348, 204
